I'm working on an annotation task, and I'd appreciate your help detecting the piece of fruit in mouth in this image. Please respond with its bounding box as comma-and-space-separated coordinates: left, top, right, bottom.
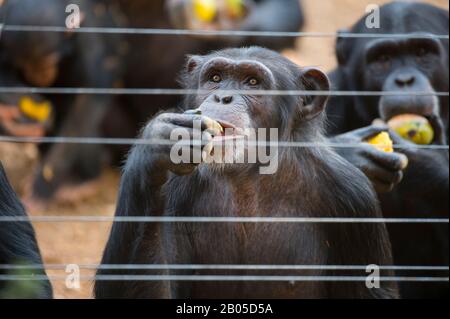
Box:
367, 132, 394, 153
212, 119, 244, 142
183, 109, 243, 142
387, 114, 435, 145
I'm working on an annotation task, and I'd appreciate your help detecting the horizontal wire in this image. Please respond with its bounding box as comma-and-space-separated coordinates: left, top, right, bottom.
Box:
0, 274, 448, 283
0, 136, 448, 150
0, 216, 447, 223
0, 87, 448, 97
2, 25, 449, 40
0, 264, 448, 271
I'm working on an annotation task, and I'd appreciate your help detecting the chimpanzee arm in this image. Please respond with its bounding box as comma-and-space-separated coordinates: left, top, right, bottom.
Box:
0, 163, 53, 298
233, 0, 304, 50
95, 112, 218, 298
94, 145, 172, 298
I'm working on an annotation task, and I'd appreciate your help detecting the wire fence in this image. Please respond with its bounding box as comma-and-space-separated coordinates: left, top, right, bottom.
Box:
0, 14, 449, 289
0, 274, 448, 283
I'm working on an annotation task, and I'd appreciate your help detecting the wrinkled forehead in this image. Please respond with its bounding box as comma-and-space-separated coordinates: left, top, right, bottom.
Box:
201, 57, 275, 80
364, 35, 443, 53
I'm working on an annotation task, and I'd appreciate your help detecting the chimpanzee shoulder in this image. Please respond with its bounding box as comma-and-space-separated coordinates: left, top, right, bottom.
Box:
0, 163, 53, 298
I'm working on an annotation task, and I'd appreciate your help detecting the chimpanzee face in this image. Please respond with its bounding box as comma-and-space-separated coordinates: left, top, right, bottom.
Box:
193, 56, 280, 133
356, 38, 448, 144
364, 38, 444, 92
181, 48, 330, 173
361, 37, 447, 142
15, 52, 62, 88
184, 48, 329, 139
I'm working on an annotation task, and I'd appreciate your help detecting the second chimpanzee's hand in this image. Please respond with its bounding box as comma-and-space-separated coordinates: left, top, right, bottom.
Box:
141, 113, 223, 176
330, 125, 409, 193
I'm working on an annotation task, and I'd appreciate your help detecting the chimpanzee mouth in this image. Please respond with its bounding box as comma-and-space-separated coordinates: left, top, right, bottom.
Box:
213, 119, 247, 142
384, 112, 443, 145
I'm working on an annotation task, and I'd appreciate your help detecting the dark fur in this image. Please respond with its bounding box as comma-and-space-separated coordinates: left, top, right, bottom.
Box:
0, 163, 52, 298
95, 48, 397, 299
325, 2, 449, 298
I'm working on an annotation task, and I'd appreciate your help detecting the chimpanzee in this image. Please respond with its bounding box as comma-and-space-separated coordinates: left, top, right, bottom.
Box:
0, 162, 53, 298
95, 47, 398, 299
325, 2, 449, 298
0, 60, 53, 138
0, 0, 123, 199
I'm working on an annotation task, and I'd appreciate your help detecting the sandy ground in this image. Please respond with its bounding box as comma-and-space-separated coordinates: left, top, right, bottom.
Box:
0, 0, 448, 299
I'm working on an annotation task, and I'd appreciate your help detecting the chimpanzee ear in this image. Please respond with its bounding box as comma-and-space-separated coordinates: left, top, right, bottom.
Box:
186, 55, 203, 74
336, 29, 350, 66
299, 67, 330, 120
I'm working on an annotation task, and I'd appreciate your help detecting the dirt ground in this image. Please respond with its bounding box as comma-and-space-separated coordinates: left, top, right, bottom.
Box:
0, 0, 448, 299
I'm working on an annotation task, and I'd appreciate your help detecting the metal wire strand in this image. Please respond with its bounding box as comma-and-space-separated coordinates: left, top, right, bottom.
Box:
0, 216, 448, 223
1, 25, 449, 40
0, 87, 448, 97
0, 136, 448, 151
0, 264, 448, 271
0, 274, 448, 283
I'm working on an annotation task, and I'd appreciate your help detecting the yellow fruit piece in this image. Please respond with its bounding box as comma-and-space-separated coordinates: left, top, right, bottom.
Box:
368, 132, 394, 153
225, 0, 245, 18
388, 114, 434, 145
19, 97, 52, 123
193, 0, 217, 22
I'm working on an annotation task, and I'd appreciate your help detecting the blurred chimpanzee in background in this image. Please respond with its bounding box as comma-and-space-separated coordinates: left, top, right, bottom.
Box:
0, 0, 304, 201
325, 2, 449, 298
0, 0, 124, 200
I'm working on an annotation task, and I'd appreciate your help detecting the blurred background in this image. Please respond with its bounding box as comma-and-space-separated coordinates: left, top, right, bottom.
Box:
0, 0, 448, 298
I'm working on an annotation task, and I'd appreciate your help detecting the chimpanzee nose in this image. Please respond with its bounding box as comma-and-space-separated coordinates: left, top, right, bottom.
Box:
213, 94, 233, 105
395, 73, 415, 87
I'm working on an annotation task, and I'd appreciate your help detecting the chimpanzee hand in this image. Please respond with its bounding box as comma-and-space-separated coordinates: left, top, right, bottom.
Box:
389, 129, 449, 188
141, 113, 223, 176
330, 125, 409, 193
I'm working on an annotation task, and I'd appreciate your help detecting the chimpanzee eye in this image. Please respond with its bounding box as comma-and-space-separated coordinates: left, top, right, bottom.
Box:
377, 54, 390, 63
211, 74, 222, 83
416, 47, 428, 57
248, 77, 259, 86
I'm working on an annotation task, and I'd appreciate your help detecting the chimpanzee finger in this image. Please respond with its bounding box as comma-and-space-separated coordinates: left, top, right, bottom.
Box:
167, 162, 198, 176
362, 146, 409, 171
360, 161, 404, 185
159, 113, 223, 136
372, 179, 396, 193
388, 130, 416, 147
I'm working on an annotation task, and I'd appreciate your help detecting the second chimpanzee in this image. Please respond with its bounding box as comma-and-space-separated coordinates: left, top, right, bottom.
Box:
0, 0, 123, 199
95, 47, 397, 299
325, 2, 449, 298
